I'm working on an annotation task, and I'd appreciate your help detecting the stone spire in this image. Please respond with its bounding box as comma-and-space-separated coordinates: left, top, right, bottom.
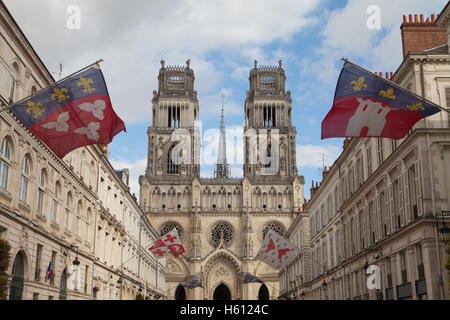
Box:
215, 94, 230, 178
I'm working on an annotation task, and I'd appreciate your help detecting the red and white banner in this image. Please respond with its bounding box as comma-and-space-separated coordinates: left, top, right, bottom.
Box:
148, 229, 185, 258
254, 229, 300, 270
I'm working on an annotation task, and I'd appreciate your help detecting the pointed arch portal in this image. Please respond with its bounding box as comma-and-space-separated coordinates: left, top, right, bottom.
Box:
175, 285, 186, 300
213, 283, 231, 300
258, 283, 270, 300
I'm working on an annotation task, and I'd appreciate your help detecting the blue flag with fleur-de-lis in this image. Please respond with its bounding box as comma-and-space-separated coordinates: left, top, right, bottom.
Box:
321, 60, 442, 139
9, 65, 125, 158
243, 273, 264, 284
182, 275, 203, 289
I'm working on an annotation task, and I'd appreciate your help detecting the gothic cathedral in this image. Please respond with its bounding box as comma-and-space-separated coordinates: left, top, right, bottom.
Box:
139, 59, 305, 300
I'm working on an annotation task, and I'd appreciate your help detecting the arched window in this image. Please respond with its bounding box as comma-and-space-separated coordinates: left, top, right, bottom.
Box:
9, 62, 19, 101
37, 169, 46, 215
167, 144, 179, 174
0, 138, 11, 190
85, 208, 91, 242
51, 181, 60, 222
19, 156, 30, 203
75, 201, 82, 236
9, 251, 25, 300
64, 192, 72, 230
31, 85, 37, 95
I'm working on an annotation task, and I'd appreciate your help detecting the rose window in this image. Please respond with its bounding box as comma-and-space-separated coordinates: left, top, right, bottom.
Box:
211, 223, 233, 247
262, 222, 284, 240
160, 223, 182, 239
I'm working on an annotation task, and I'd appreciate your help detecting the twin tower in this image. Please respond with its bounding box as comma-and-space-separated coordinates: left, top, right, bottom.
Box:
139, 60, 304, 300
145, 59, 298, 182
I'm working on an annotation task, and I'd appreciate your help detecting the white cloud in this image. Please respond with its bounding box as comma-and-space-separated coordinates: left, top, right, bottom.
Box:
4, 0, 321, 124
296, 144, 341, 168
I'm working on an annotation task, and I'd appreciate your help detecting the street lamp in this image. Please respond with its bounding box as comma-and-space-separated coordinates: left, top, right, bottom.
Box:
363, 260, 369, 271
72, 256, 80, 266
71, 245, 80, 265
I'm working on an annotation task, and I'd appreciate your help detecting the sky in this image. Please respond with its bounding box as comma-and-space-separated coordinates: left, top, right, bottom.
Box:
4, 0, 447, 200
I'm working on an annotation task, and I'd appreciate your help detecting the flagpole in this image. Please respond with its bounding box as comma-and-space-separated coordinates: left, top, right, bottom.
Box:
340, 58, 450, 113
0, 59, 104, 114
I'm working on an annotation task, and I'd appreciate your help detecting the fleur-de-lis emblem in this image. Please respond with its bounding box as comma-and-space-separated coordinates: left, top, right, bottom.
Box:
26, 101, 45, 119
51, 88, 70, 103
77, 77, 96, 93
350, 77, 367, 92
406, 103, 424, 111
379, 88, 396, 100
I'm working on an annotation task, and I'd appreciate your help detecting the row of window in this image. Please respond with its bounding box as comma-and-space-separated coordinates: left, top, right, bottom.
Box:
6, 61, 38, 103
311, 163, 421, 277
0, 137, 93, 240
310, 245, 425, 300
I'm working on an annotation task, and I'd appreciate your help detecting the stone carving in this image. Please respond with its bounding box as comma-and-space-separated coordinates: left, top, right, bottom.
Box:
167, 260, 182, 274
214, 266, 229, 278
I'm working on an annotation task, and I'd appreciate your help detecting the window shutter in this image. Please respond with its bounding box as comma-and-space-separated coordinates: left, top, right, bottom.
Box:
403, 170, 411, 224
414, 160, 423, 216
376, 194, 382, 239
384, 190, 390, 235
389, 184, 395, 232
398, 176, 404, 227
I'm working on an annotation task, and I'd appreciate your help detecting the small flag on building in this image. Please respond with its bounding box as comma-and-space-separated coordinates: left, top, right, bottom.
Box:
8, 62, 125, 158
148, 228, 186, 258
254, 229, 300, 270
182, 275, 203, 289
45, 261, 54, 282
321, 59, 442, 139
243, 272, 264, 284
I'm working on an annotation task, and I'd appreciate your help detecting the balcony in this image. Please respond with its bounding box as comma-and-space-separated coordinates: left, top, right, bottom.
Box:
396, 282, 412, 300
415, 278, 427, 296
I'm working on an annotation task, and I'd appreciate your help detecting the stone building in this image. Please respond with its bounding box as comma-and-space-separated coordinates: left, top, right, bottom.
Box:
139, 59, 305, 300
281, 10, 450, 300
0, 1, 165, 300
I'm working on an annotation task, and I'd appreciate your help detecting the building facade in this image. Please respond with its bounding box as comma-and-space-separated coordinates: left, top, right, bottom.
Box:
139, 60, 305, 300
281, 11, 450, 300
0, 1, 165, 300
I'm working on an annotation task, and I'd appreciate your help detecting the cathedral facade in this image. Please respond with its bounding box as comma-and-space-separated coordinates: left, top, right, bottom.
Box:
139, 60, 305, 300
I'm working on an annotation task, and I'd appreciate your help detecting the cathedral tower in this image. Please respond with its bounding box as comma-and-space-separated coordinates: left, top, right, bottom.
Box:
146, 59, 200, 181
243, 60, 297, 180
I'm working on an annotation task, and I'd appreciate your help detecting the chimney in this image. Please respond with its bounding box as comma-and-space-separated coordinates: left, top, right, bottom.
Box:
343, 137, 351, 149
100, 144, 109, 158
400, 13, 447, 58
310, 180, 316, 198
322, 165, 328, 179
